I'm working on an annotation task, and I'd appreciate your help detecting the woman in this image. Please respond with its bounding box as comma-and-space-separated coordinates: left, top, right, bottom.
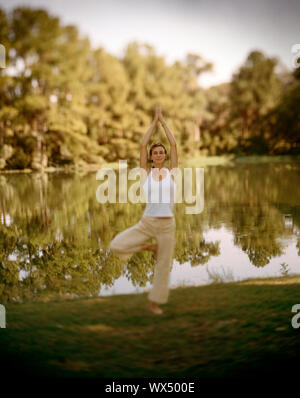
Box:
109, 104, 178, 315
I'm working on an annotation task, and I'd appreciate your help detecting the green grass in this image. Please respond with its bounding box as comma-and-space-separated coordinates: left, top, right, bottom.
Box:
1, 274, 300, 379
181, 155, 235, 167
1, 154, 299, 174
232, 154, 300, 163
182, 154, 300, 167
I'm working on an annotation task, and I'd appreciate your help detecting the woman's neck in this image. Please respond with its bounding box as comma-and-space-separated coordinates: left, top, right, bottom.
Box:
152, 164, 165, 170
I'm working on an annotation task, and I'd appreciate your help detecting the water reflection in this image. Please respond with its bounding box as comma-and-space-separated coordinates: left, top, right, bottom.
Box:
0, 160, 299, 303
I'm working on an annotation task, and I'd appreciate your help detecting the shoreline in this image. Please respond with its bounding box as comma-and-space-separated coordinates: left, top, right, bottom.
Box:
1, 154, 300, 174
3, 273, 300, 306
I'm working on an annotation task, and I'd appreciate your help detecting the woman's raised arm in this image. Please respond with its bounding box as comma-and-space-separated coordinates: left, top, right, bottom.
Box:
140, 107, 159, 170
158, 106, 178, 169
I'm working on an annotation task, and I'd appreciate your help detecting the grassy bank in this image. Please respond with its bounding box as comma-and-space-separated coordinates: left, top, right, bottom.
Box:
231, 154, 300, 164
182, 154, 300, 167
1, 274, 300, 379
1, 154, 300, 174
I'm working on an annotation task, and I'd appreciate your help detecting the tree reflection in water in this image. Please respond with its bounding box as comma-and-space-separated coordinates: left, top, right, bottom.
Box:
0, 160, 299, 303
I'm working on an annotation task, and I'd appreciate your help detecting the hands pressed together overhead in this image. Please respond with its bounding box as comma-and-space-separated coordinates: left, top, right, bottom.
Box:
154, 104, 165, 124
141, 103, 177, 149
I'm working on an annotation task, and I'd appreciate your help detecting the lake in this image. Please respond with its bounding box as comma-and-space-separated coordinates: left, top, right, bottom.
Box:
0, 157, 299, 303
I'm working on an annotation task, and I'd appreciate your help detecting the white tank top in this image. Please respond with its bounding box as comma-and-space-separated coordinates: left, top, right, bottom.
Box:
142, 167, 176, 217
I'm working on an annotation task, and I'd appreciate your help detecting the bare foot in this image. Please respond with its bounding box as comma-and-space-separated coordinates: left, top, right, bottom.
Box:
141, 243, 158, 261
149, 301, 163, 315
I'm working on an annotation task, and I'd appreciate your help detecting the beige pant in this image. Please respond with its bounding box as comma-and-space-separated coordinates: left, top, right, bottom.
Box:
109, 216, 176, 304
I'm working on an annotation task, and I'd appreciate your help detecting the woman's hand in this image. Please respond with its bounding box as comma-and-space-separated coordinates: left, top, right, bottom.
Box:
157, 104, 164, 122
154, 105, 160, 124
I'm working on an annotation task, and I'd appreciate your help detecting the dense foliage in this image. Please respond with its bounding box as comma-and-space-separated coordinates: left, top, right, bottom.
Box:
0, 7, 299, 171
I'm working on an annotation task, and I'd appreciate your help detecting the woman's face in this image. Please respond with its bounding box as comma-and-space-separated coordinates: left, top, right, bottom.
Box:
151, 146, 166, 163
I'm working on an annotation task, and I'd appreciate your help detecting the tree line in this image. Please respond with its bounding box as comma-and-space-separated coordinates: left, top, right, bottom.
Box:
0, 6, 299, 171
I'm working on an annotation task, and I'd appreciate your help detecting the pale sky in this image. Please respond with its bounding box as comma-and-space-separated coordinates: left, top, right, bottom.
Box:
0, 0, 299, 87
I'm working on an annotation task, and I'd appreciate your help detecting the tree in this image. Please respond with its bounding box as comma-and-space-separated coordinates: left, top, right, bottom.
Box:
229, 50, 282, 143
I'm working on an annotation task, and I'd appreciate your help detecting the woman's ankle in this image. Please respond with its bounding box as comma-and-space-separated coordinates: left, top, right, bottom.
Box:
149, 301, 163, 314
